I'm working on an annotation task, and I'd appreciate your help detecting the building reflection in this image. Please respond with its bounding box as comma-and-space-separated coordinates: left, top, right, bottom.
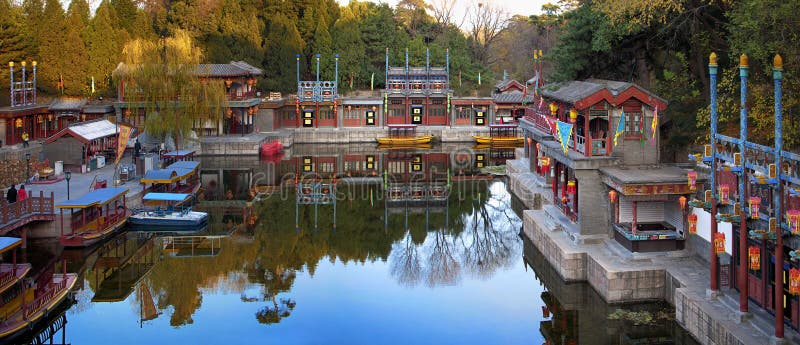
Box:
522, 238, 699, 345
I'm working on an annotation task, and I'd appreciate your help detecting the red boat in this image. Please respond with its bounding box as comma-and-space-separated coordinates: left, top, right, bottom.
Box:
261, 141, 283, 157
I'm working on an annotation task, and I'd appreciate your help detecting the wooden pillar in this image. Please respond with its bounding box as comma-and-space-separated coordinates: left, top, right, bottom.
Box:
632, 201, 638, 234
60, 209, 63, 236
551, 162, 558, 201
584, 112, 591, 156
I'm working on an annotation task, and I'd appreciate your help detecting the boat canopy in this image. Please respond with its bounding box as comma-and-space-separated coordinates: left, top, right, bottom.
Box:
140, 161, 200, 184
0, 237, 21, 255
161, 150, 196, 159
56, 187, 129, 209
143, 193, 192, 202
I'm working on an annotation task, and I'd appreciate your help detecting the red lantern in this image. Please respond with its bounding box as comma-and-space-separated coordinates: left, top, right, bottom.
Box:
790, 269, 800, 295
567, 180, 576, 195
749, 197, 761, 219
687, 171, 697, 191
561, 196, 568, 204
678, 196, 687, 210
713, 233, 725, 255
608, 190, 618, 204
787, 210, 800, 234
748, 246, 760, 270
535, 142, 541, 152
719, 184, 730, 204
539, 157, 550, 172
687, 214, 698, 234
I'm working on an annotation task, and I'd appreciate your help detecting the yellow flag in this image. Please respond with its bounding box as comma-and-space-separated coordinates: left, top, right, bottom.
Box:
115, 124, 133, 165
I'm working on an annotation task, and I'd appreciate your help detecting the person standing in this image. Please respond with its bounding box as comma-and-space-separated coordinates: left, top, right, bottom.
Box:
17, 185, 27, 202
134, 139, 142, 164
21, 131, 29, 148
6, 185, 17, 204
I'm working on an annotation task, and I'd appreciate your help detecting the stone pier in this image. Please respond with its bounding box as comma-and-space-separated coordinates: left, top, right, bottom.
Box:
507, 154, 800, 345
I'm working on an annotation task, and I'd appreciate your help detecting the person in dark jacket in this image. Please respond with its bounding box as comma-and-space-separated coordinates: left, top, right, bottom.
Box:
6, 185, 17, 204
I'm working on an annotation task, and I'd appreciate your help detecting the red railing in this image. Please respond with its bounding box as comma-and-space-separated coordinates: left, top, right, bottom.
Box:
23, 278, 68, 319
69, 210, 126, 234
1, 192, 55, 230
0, 270, 14, 287
524, 108, 556, 135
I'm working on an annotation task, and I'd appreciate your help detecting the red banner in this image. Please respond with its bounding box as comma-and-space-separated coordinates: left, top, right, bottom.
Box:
114, 123, 133, 165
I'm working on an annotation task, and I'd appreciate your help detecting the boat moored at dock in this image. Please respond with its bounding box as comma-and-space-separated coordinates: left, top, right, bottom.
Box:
376, 124, 434, 146
56, 187, 129, 247
129, 193, 208, 230
472, 124, 523, 146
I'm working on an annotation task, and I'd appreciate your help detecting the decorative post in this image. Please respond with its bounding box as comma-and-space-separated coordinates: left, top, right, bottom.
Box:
21, 61, 26, 105
32, 61, 36, 105
315, 53, 320, 83
738, 54, 749, 313
296, 54, 300, 91
385, 48, 389, 89
445, 48, 450, 89
773, 53, 784, 340
709, 52, 720, 292
9, 61, 14, 107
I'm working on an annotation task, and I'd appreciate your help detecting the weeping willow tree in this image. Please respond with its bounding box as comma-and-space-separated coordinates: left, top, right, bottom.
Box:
113, 30, 228, 148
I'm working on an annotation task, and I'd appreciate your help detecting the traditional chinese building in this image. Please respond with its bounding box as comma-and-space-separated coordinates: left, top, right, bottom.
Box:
114, 61, 262, 136
519, 79, 692, 252
384, 49, 452, 126
295, 54, 339, 128
492, 79, 533, 120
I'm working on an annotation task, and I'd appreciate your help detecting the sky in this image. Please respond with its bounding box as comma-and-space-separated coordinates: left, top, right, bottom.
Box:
336, 0, 549, 20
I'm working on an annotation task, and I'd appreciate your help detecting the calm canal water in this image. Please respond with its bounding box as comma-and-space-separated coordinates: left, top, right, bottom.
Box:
16, 144, 698, 344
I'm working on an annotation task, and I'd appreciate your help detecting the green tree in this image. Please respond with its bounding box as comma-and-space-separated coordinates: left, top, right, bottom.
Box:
262, 15, 305, 92
85, 1, 122, 95
20, 0, 44, 58
331, 6, 364, 91
37, 0, 67, 94
114, 30, 228, 147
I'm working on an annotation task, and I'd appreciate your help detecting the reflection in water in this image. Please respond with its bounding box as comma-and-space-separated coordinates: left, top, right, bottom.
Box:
523, 237, 700, 345
11, 144, 699, 344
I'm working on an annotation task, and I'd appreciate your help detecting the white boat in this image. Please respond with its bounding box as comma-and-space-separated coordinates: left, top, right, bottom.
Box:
129, 193, 208, 230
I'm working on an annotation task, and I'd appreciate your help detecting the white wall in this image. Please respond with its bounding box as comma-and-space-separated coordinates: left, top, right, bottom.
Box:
692, 207, 733, 255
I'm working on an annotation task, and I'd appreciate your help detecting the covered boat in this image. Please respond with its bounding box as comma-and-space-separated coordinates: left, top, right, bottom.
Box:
129, 193, 208, 230
140, 160, 201, 196
376, 124, 434, 145
260, 140, 284, 157
57, 187, 129, 247
0, 237, 77, 340
472, 124, 524, 146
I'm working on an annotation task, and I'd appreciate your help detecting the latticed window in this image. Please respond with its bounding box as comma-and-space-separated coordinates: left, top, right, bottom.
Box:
624, 112, 642, 137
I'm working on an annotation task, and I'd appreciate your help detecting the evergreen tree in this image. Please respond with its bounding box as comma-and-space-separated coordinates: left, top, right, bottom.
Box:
21, 0, 44, 58
0, 0, 29, 106
37, 0, 66, 94
309, 17, 334, 80
332, 6, 364, 91
262, 15, 305, 92
110, 0, 138, 34
67, 0, 91, 27
86, 1, 121, 95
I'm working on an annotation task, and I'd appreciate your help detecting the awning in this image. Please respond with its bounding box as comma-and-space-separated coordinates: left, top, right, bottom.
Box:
57, 187, 129, 209
143, 193, 192, 202
45, 119, 118, 145
0, 237, 21, 255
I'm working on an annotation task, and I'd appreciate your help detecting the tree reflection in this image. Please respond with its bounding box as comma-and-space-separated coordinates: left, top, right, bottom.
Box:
390, 232, 423, 287
250, 267, 297, 325
424, 228, 460, 287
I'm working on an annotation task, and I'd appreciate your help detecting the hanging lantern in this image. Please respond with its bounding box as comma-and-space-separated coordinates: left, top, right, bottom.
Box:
224, 78, 233, 88
749, 196, 761, 219
678, 196, 687, 210
790, 269, 800, 295
713, 232, 725, 255
567, 180, 576, 195
718, 184, 730, 204
37, 115, 43, 123
541, 306, 550, 318
539, 157, 550, 172
561, 196, 568, 205
569, 109, 578, 124
15, 118, 23, 128
748, 246, 760, 270
687, 214, 698, 234
608, 190, 618, 204
535, 142, 540, 152
687, 171, 697, 191
549, 102, 558, 115
787, 209, 800, 234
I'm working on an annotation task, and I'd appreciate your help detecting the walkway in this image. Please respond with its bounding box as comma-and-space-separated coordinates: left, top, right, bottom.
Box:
507, 154, 800, 345
0, 192, 55, 236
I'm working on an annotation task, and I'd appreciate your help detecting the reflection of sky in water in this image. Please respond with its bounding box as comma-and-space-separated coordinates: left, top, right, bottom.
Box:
62, 181, 549, 344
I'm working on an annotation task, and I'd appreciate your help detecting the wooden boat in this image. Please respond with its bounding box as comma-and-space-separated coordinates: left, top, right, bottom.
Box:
129, 193, 208, 229
472, 124, 524, 146
0, 237, 78, 340
376, 124, 434, 145
140, 160, 201, 197
56, 187, 129, 247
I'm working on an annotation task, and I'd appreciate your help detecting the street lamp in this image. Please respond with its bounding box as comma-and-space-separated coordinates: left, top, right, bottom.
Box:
25, 152, 31, 183
65, 170, 71, 200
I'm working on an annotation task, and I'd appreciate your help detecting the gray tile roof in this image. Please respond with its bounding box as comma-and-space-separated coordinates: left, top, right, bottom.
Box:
542, 79, 667, 105
493, 90, 535, 104
49, 98, 87, 111
195, 61, 262, 77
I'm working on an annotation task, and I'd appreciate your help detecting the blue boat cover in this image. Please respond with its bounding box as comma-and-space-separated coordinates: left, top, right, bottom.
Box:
141, 169, 178, 182
57, 187, 129, 208
143, 193, 192, 202
162, 150, 196, 158
165, 160, 200, 171
0, 237, 21, 254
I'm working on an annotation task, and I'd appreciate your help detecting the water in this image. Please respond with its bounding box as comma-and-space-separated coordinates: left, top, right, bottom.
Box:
13, 144, 698, 344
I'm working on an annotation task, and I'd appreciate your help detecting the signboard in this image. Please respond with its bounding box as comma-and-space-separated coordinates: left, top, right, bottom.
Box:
411, 106, 423, 124
303, 110, 314, 127
366, 110, 376, 125
475, 110, 485, 126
